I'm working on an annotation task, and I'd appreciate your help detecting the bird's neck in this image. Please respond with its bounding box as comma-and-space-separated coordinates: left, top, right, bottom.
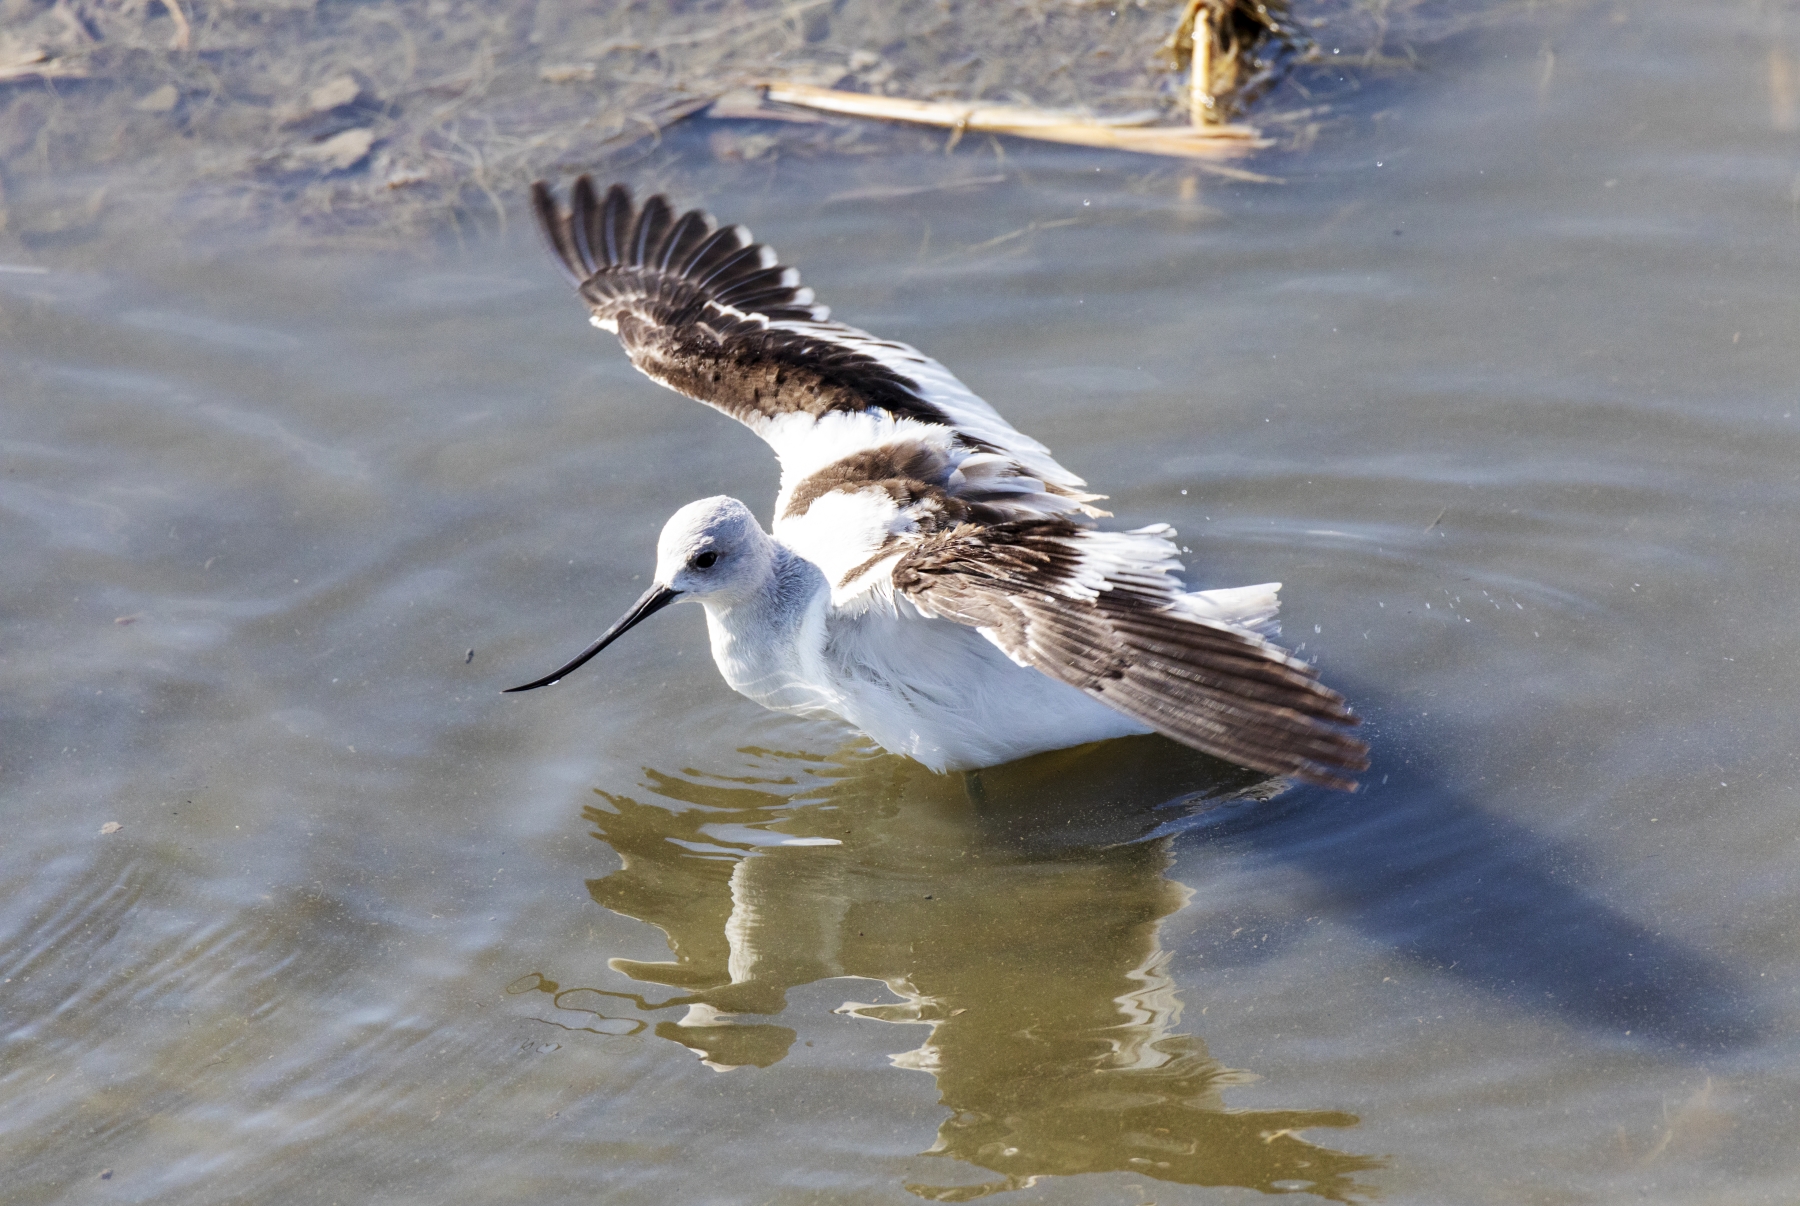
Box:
699, 546, 829, 712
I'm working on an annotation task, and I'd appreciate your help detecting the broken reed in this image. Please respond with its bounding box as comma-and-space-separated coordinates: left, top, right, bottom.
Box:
759, 82, 1269, 164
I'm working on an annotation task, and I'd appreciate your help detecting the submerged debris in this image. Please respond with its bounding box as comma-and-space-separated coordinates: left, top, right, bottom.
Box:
262, 128, 377, 177
0, 38, 88, 84
132, 84, 178, 114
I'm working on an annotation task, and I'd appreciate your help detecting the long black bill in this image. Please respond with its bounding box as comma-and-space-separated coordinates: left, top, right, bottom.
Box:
503, 583, 682, 693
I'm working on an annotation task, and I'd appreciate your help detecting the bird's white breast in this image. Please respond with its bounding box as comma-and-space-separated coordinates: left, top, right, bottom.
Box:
699, 551, 838, 719
813, 600, 1149, 772
697, 535, 1153, 772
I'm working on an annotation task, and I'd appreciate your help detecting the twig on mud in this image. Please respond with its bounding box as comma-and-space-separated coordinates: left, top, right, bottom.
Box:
759, 81, 1270, 164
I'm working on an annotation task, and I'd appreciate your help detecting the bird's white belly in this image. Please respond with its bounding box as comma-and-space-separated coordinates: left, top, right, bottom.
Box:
815, 608, 1148, 772
703, 587, 1149, 772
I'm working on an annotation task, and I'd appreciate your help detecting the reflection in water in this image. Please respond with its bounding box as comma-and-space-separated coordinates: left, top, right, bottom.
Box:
518, 740, 1381, 1201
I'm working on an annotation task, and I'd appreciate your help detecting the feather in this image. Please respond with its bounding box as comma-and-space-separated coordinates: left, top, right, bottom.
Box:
892, 519, 1367, 789
529, 177, 1368, 787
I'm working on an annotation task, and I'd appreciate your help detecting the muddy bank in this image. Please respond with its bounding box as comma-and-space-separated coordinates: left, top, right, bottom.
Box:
0, 0, 1470, 250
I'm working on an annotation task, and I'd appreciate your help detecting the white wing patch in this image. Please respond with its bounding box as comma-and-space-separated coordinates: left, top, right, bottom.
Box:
764, 412, 956, 502
764, 319, 1103, 505
1060, 525, 1298, 654
1174, 581, 1283, 640
775, 487, 906, 607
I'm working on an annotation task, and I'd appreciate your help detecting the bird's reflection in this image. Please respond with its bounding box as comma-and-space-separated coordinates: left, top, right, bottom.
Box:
521, 738, 1380, 1201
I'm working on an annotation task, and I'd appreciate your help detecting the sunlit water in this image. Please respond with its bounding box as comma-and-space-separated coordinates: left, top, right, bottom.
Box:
7, 3, 1800, 1202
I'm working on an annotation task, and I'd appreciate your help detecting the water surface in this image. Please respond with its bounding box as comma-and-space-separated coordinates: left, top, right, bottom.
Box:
6, 2, 1800, 1202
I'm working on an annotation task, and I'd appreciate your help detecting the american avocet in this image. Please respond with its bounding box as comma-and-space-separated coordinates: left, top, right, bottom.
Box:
507, 178, 1368, 790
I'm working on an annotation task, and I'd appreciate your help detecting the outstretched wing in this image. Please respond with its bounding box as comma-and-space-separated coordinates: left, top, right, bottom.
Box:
533, 177, 1365, 786
891, 518, 1369, 790
531, 176, 1099, 532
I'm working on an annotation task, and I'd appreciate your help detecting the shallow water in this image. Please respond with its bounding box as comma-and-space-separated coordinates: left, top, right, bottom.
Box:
7, 2, 1800, 1202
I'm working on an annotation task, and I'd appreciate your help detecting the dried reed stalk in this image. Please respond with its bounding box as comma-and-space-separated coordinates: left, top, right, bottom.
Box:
1190, 5, 1215, 125
1165, 0, 1306, 125
760, 81, 1268, 161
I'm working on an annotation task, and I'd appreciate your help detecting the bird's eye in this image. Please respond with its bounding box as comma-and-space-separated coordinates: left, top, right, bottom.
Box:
692, 550, 718, 569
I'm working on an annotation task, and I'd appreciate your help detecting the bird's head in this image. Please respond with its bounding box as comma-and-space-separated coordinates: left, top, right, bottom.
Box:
504, 496, 770, 693
652, 495, 772, 603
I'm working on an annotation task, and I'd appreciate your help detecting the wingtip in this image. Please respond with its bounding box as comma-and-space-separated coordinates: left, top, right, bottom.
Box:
1297, 732, 1371, 791
1294, 763, 1366, 793
530, 178, 585, 287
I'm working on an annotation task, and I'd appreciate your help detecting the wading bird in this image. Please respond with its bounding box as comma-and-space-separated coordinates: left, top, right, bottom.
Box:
507, 178, 1367, 789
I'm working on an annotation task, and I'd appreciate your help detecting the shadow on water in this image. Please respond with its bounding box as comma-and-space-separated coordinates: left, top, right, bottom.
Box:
1197, 723, 1764, 1056
512, 738, 1383, 1202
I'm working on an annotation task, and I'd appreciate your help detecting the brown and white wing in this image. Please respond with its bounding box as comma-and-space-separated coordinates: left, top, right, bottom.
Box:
531, 177, 1099, 529
889, 518, 1369, 790
532, 178, 1364, 784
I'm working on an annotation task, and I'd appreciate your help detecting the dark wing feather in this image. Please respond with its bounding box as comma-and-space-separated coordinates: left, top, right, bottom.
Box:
892, 519, 1369, 790
536, 175, 957, 425
528, 176, 1098, 513
532, 176, 837, 338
